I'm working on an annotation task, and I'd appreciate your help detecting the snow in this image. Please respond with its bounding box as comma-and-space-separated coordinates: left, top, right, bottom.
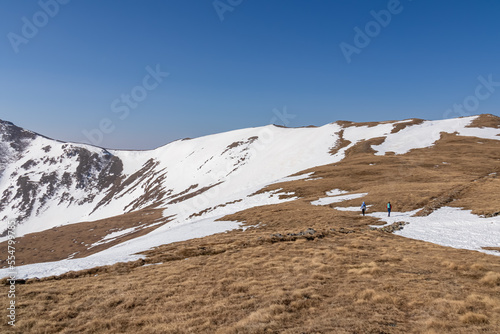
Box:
342, 123, 394, 144
334, 205, 372, 211
326, 189, 349, 196
372, 116, 500, 156
275, 172, 316, 183
311, 192, 368, 206
88, 225, 146, 249
0, 136, 115, 239
99, 225, 147, 242
305, 177, 323, 181
143, 262, 163, 267
337, 206, 500, 257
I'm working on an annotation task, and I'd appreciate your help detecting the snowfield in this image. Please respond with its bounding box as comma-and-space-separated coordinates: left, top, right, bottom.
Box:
367, 207, 500, 257
328, 205, 500, 257
371, 117, 500, 155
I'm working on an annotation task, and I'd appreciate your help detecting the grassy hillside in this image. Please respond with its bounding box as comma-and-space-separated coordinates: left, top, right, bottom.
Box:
1, 216, 499, 333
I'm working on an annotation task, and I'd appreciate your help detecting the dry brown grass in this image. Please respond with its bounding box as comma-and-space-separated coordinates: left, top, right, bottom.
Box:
2, 224, 499, 333
480, 271, 500, 286
0, 208, 168, 267
459, 312, 490, 325
467, 113, 500, 129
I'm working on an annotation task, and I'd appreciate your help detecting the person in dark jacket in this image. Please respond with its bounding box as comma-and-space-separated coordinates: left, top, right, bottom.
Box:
361, 202, 366, 216
387, 202, 392, 217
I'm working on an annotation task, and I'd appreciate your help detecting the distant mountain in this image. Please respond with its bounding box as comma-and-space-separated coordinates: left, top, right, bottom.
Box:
0, 119, 124, 236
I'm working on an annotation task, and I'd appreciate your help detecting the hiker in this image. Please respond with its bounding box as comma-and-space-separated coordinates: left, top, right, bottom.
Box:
387, 202, 392, 217
361, 202, 366, 216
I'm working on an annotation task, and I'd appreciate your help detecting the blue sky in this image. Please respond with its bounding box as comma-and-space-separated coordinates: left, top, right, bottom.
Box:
1, 0, 499, 149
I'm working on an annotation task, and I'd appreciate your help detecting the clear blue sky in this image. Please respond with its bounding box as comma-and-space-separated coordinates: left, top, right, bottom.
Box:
1, 0, 499, 149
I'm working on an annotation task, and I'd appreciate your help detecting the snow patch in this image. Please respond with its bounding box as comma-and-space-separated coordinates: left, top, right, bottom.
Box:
275, 172, 316, 183
305, 177, 323, 181
366, 208, 500, 256
326, 189, 349, 196
372, 116, 500, 156
311, 192, 368, 206
334, 205, 373, 212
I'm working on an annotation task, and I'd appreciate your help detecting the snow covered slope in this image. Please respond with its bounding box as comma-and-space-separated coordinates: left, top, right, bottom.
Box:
369, 207, 500, 257
1, 115, 500, 241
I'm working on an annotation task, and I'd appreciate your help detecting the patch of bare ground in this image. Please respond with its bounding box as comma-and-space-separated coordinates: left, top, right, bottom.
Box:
335, 118, 423, 136
167, 182, 222, 205
391, 118, 425, 133
344, 137, 385, 156
0, 208, 169, 266
329, 130, 351, 155
335, 120, 394, 128
93, 158, 166, 213
189, 199, 244, 219
466, 113, 500, 129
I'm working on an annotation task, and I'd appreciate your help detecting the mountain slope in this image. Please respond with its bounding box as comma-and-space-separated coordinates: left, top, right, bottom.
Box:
1, 114, 500, 276
1, 114, 500, 333
2, 115, 499, 236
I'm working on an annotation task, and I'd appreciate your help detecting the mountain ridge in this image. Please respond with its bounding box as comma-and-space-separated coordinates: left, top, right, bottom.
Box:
1, 113, 500, 276
1, 114, 499, 236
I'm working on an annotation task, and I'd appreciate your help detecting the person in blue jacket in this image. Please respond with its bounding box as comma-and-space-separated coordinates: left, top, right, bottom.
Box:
387, 202, 392, 217
361, 201, 366, 216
